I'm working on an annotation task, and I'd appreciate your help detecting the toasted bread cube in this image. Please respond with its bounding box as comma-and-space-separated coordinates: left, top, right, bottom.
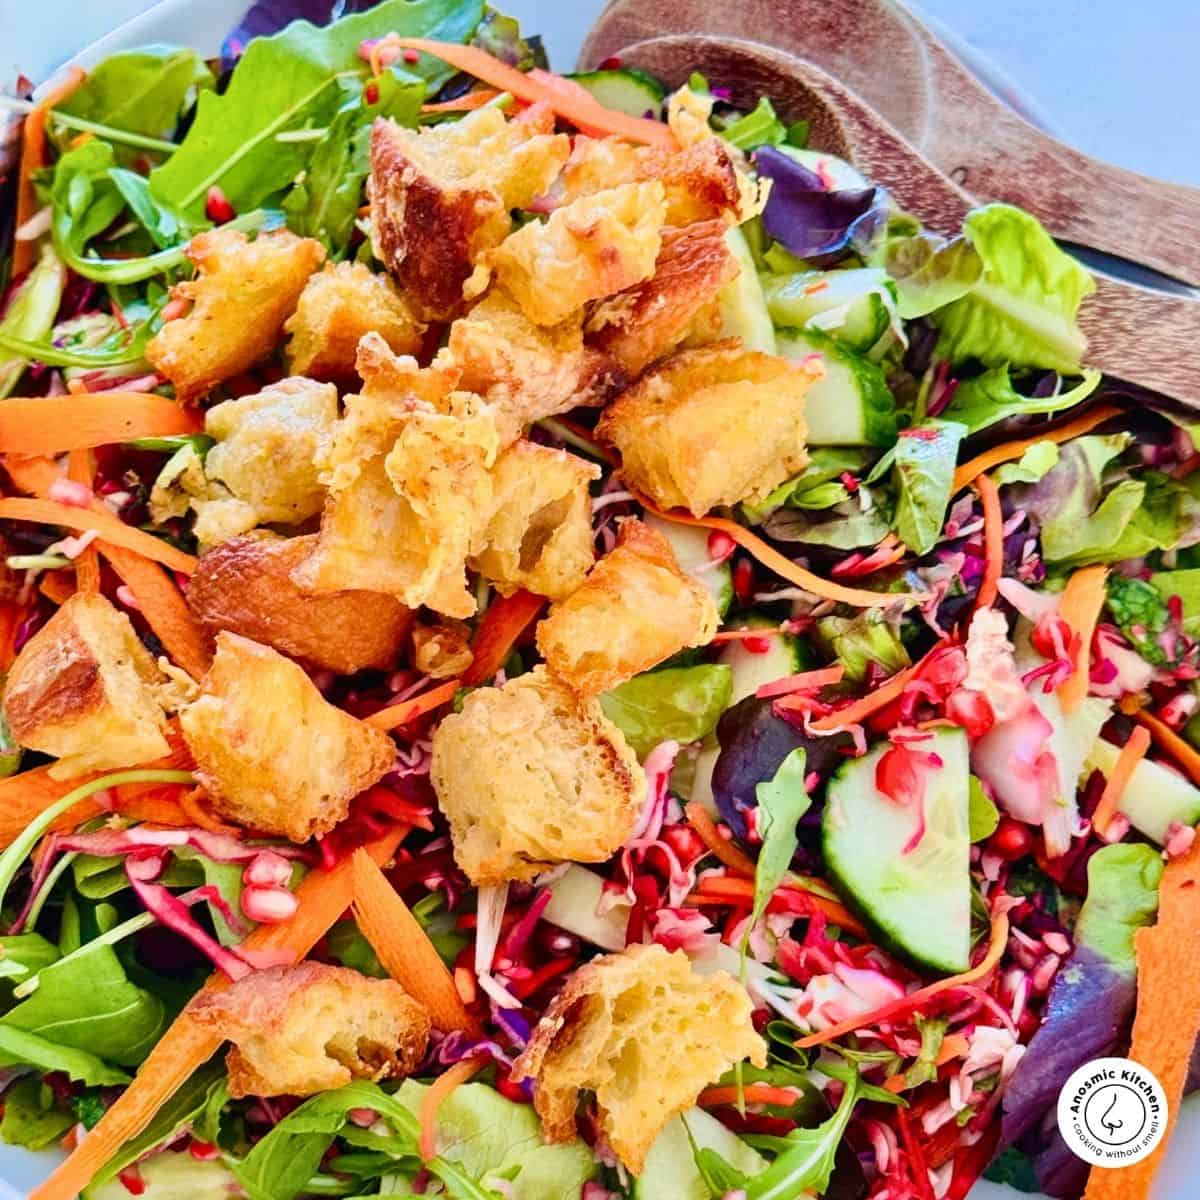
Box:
412, 621, 474, 680
285, 261, 425, 383
370, 110, 569, 321
596, 342, 822, 516
489, 182, 666, 327
443, 289, 620, 446
188, 534, 412, 675
179, 633, 395, 842
430, 666, 644, 885
513, 944, 766, 1173
3, 592, 170, 779
586, 221, 739, 376
146, 229, 324, 404
536, 519, 718, 696
668, 85, 715, 147
470, 440, 599, 600
189, 962, 430, 1099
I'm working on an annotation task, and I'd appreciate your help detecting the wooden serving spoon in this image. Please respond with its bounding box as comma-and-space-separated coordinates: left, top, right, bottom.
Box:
606, 34, 1200, 406
582, 0, 1200, 287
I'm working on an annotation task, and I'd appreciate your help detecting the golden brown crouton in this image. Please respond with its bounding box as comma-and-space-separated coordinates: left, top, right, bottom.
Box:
3, 592, 171, 779
596, 342, 823, 516
412, 620, 473, 680
585, 221, 739, 377
146, 229, 324, 404
536, 519, 718, 696
442, 289, 620, 446
179, 632, 395, 842
512, 944, 766, 1174
369, 109, 569, 321
488, 182, 667, 327
187, 534, 412, 675
471, 440, 599, 600
189, 962, 430, 1099
430, 666, 644, 886
285, 261, 425, 383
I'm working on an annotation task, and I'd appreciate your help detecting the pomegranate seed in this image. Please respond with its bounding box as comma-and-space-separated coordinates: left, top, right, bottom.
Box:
243, 851, 292, 889
241, 885, 299, 924
348, 1108, 379, 1128
496, 1073, 530, 1104
742, 635, 771, 654
599, 56, 623, 70
364, 81, 379, 105
732, 557, 755, 603
48, 478, 94, 508
118, 1167, 146, 1196
706, 530, 736, 562
205, 185, 235, 223
188, 1139, 219, 1161
403, 48, 420, 63
661, 824, 706, 862
945, 689, 995, 737
989, 816, 1034, 862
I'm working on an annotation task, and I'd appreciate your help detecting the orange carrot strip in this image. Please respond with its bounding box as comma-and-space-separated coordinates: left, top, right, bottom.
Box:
808, 663, 920, 733
176, 786, 237, 835
710, 626, 790, 643
0, 394, 202, 456
882, 1032, 971, 1093
698, 1084, 801, 1108
2, 453, 59, 497
684, 802, 757, 877
67, 448, 100, 595
1057, 565, 1109, 712
974, 473, 1003, 611
387, 40, 676, 148
952, 404, 1124, 493
1122, 702, 1200, 789
1082, 833, 1200, 1200
690, 873, 870, 939
350, 849, 481, 1036
642, 503, 915, 607
366, 678, 462, 732
795, 908, 1010, 1049
30, 826, 409, 1200
418, 1055, 487, 1162
38, 571, 75, 605
463, 588, 546, 686
0, 602, 26, 672
1092, 725, 1151, 835
13, 67, 86, 278
0, 498, 196, 574
420, 88, 501, 113
756, 664, 845, 700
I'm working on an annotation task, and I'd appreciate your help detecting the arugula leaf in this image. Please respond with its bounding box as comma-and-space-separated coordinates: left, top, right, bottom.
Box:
108, 167, 188, 249
885, 231, 982, 319
968, 775, 1000, 842
600, 665, 733, 759
149, 0, 483, 218
904, 1014, 949, 1088
993, 441, 1059, 486
0, 245, 66, 398
721, 98, 787, 150
891, 421, 966, 555
747, 750, 810, 939
931, 205, 1095, 373
0, 1025, 128, 1086
0, 934, 60, 984
941, 364, 1102, 435
0, 1078, 74, 1150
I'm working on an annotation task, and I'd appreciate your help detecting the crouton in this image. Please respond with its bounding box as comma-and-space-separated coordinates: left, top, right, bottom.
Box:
3, 592, 170, 779
585, 221, 739, 376
596, 342, 823, 516
369, 109, 569, 321
412, 620, 473, 679
442, 289, 620, 446
179, 632, 395, 842
667, 85, 716, 148
430, 666, 644, 885
488, 182, 667, 327
471, 440, 599, 600
512, 943, 766, 1174
285, 261, 425, 383
145, 228, 324, 404
189, 962, 429, 1099
187, 534, 412, 675
536, 519, 718, 696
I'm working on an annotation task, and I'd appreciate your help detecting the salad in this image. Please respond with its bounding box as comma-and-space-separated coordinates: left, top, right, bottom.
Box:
0, 2, 1198, 1199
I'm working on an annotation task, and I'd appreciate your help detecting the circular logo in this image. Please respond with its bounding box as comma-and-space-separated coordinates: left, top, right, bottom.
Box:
1057, 1057, 1168, 1167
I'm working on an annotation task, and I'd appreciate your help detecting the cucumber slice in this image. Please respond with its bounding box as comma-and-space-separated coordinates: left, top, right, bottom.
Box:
719, 225, 777, 354
776, 326, 897, 447
763, 268, 899, 354
543, 865, 629, 951
775, 145, 872, 191
1085, 739, 1200, 844
644, 513, 732, 615
86, 1152, 239, 1199
823, 728, 971, 973
567, 69, 666, 119
634, 1108, 766, 1198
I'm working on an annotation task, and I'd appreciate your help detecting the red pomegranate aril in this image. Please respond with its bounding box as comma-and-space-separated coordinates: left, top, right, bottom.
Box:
241, 885, 299, 924
706, 530, 736, 562
990, 817, 1034, 861
118, 1166, 146, 1196
945, 689, 995, 737
742, 636, 771, 654
534, 924, 580, 959
661, 824, 705, 863
205, 185, 235, 223
364, 81, 379, 105
732, 557, 755, 603
496, 1072, 530, 1103
189, 1139, 220, 1161
243, 851, 292, 889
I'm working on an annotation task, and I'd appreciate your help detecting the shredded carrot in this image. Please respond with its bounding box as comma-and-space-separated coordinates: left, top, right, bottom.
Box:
710, 626, 790, 643
1092, 725, 1151, 835
463, 588, 546, 686
698, 1083, 801, 1108
1122, 701, 1200, 789
684, 802, 757, 877
420, 88, 501, 113
38, 571, 75, 605
642, 503, 916, 608
882, 1032, 971, 1092
809, 662, 919, 733
756, 664, 845, 700
13, 67, 86, 278
30, 825, 410, 1200
176, 786, 236, 835
794, 908, 1011, 1049
66, 448, 100, 595
973, 473, 1003, 611
690, 873, 870, 939
1082, 831, 1200, 1200
0, 394, 202, 456
952, 404, 1124, 493
1056, 565, 1109, 712
350, 849, 481, 1036
418, 1054, 486, 1162
0, 497, 196, 575
384, 39, 676, 148
366, 678, 462, 732
0, 602, 26, 672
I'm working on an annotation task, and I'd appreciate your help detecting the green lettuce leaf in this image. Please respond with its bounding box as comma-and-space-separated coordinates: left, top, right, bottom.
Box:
0, 1025, 129, 1087
0, 1078, 74, 1150
748, 749, 810, 936
968, 776, 1000, 842
816, 610, 909, 683
741, 448, 875, 524
0, 933, 60, 984
1074, 843, 1163, 972
930, 205, 1095, 372
885, 231, 982, 319
1106, 575, 1172, 666
327, 918, 388, 978
1149, 569, 1200, 634
941, 364, 1102, 435
0, 245, 66, 397
993, 441, 1059, 486
721, 97, 787, 149
892, 421, 967, 555
600, 664, 733, 758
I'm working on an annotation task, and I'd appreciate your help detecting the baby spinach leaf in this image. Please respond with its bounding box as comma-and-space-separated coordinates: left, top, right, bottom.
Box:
891, 421, 966, 555
0, 1025, 128, 1086
941, 364, 1102, 435
0, 1077, 74, 1150
600, 664, 733, 758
